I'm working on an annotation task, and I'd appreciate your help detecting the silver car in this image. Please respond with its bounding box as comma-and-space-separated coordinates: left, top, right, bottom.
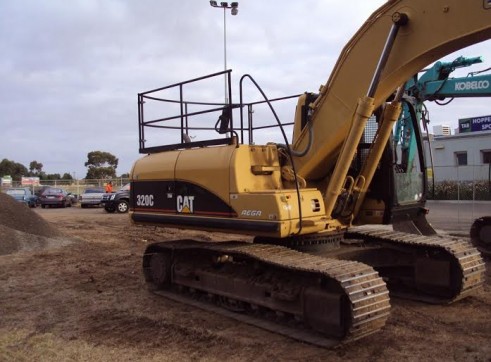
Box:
5, 188, 38, 207
79, 187, 105, 208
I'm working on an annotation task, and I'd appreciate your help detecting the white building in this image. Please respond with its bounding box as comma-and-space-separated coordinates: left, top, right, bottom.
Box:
424, 130, 491, 182
432, 124, 452, 136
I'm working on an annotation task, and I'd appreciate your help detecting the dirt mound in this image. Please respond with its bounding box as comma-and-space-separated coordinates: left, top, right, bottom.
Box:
0, 192, 65, 255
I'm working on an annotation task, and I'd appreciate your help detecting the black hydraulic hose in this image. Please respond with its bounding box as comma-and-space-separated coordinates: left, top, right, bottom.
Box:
434, 97, 454, 106
428, 76, 454, 105
239, 74, 303, 235
367, 13, 408, 97
277, 122, 313, 157
468, 66, 491, 77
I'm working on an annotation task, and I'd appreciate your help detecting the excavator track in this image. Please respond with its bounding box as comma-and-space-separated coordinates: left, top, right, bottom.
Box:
345, 226, 486, 303
143, 240, 390, 347
470, 217, 491, 257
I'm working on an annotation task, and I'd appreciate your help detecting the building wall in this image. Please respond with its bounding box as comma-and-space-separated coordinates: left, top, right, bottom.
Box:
424, 130, 491, 182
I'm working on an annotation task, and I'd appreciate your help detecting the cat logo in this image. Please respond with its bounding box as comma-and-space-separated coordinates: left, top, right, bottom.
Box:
177, 195, 195, 213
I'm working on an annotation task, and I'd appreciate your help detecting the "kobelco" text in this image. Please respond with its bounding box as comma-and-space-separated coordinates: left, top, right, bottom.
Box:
454, 80, 490, 91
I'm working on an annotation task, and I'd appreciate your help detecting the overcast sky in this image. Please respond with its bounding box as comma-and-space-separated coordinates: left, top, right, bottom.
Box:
1, 0, 490, 178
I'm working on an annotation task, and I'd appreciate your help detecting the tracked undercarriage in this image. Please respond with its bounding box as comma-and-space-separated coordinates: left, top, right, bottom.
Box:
471, 217, 491, 257
142, 228, 485, 346
143, 240, 391, 347
344, 226, 486, 303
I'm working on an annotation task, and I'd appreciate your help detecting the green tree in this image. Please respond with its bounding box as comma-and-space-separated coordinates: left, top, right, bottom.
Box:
44, 173, 61, 180
29, 161, 44, 175
0, 158, 29, 181
84, 151, 118, 179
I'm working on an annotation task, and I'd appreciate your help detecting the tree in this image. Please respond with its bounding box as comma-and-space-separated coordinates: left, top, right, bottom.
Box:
0, 158, 29, 181
62, 173, 73, 180
29, 161, 43, 175
47, 173, 62, 180
84, 151, 118, 179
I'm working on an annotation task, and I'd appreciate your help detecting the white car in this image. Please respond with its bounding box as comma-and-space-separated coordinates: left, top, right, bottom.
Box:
79, 187, 105, 208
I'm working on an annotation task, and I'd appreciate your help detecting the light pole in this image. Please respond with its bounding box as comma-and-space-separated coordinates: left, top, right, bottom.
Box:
209, 1, 239, 104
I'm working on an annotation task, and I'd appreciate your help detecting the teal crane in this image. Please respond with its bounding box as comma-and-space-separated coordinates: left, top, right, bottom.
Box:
394, 56, 491, 173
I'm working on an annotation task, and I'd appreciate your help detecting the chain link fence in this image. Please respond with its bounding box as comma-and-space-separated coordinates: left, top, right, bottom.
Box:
2, 178, 130, 197
428, 164, 491, 200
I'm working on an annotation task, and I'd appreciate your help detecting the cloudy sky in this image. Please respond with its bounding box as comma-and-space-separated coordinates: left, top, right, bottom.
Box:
1, 0, 490, 178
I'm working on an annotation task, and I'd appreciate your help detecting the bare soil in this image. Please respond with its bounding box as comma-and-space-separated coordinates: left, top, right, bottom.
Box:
1, 200, 490, 361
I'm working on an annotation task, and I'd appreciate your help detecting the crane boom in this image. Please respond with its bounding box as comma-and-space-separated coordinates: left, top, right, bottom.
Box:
418, 74, 491, 99
395, 56, 491, 173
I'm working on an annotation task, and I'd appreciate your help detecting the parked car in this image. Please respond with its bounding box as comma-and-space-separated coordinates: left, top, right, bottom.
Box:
5, 188, 38, 207
34, 185, 52, 198
79, 187, 105, 208
102, 183, 130, 213
68, 194, 79, 205
39, 188, 73, 208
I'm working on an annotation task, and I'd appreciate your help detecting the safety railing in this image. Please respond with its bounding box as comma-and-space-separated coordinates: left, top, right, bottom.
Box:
137, 70, 300, 153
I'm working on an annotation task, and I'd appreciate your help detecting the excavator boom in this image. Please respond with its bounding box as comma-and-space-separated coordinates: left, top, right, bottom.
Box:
292, 0, 491, 181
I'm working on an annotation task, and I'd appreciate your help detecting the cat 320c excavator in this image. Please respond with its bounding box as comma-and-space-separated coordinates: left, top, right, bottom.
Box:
130, 0, 491, 346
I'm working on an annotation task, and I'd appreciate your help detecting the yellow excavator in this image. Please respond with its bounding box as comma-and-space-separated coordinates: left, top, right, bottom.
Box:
130, 0, 491, 346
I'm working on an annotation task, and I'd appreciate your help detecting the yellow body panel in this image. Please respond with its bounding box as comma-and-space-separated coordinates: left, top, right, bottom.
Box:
175, 145, 235, 204
230, 145, 282, 193
230, 189, 328, 237
131, 144, 329, 238
132, 150, 179, 180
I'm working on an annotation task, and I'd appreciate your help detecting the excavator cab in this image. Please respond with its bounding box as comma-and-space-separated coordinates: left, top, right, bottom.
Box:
348, 104, 434, 235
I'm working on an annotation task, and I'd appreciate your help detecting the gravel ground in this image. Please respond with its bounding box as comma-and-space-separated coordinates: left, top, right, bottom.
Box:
0, 200, 490, 361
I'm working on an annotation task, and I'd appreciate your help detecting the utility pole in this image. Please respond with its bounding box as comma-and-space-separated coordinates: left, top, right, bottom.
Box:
209, 1, 239, 104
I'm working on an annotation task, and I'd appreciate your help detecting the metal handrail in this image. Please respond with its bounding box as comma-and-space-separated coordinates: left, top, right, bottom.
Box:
138, 70, 300, 153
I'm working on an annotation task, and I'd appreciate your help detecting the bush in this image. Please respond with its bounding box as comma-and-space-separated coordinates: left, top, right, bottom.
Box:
428, 180, 491, 200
